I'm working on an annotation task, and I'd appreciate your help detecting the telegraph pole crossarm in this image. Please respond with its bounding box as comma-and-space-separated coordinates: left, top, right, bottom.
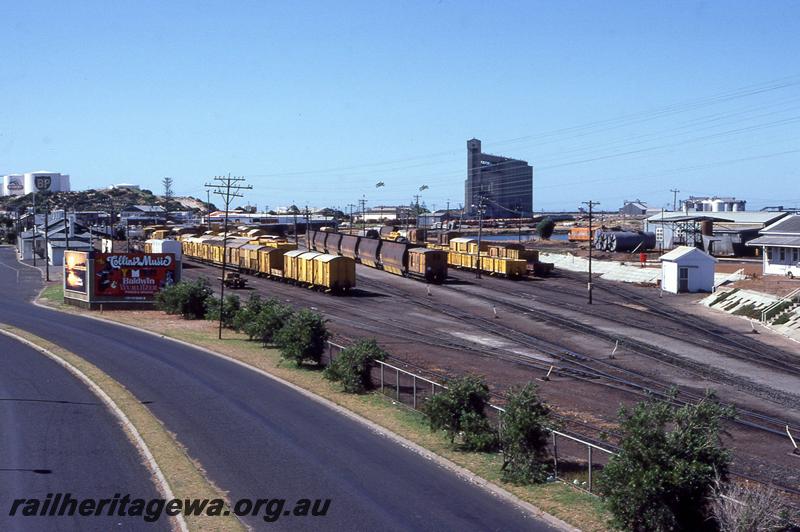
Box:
205, 175, 252, 340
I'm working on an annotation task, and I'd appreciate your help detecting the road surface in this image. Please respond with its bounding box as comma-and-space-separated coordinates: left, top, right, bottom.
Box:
0, 334, 165, 531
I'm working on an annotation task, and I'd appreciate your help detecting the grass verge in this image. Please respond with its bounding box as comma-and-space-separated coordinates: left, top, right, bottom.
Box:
0, 324, 245, 532
37, 297, 610, 531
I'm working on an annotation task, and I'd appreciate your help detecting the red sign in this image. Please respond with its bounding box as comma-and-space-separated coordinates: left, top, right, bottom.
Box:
93, 253, 177, 300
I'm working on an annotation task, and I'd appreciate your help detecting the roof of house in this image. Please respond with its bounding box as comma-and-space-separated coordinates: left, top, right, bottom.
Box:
746, 235, 800, 248
660, 246, 717, 262
761, 214, 800, 235
622, 201, 648, 210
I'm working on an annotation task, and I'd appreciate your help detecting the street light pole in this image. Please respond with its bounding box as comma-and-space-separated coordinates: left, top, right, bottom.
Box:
475, 195, 486, 279
582, 201, 600, 304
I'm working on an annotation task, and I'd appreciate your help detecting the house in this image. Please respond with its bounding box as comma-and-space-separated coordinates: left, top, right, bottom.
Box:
17, 218, 97, 264
745, 214, 800, 278
660, 246, 717, 294
120, 205, 167, 225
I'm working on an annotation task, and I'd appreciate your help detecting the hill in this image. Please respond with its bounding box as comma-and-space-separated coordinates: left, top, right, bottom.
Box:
0, 188, 214, 214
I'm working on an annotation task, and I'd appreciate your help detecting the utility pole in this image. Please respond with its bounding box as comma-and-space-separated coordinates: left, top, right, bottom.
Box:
205, 174, 252, 340
304, 205, 310, 249
670, 189, 680, 212
347, 204, 356, 235
292, 205, 298, 246
475, 195, 486, 279
44, 205, 50, 281
32, 192, 37, 267
582, 201, 600, 304
413, 194, 421, 229
358, 196, 367, 235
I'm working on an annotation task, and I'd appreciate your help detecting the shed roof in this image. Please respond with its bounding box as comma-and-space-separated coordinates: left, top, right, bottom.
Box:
660, 246, 717, 262
645, 211, 787, 225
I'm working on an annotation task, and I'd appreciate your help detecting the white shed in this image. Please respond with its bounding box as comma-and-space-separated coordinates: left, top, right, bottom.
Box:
660, 246, 717, 293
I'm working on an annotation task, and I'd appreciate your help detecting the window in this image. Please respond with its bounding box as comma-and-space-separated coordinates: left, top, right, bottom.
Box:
780, 248, 786, 262
794, 248, 799, 263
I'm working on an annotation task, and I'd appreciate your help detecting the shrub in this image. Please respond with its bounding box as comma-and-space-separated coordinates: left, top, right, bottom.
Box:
500, 383, 552, 484
324, 338, 386, 393
536, 217, 555, 240
425, 375, 498, 452
232, 294, 267, 335
598, 390, 733, 531
204, 294, 241, 328
155, 278, 213, 319
711, 478, 797, 532
250, 299, 295, 346
274, 309, 329, 366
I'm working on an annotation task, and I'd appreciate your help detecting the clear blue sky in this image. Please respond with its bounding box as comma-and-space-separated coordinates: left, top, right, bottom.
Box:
2, 1, 799, 212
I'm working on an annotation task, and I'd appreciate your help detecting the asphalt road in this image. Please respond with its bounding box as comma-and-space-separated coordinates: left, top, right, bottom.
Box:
0, 248, 555, 531
0, 334, 165, 531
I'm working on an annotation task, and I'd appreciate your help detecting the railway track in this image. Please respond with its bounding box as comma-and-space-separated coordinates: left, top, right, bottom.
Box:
184, 260, 800, 496
355, 275, 800, 437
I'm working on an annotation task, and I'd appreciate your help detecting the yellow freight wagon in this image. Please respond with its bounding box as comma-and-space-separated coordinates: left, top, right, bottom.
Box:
297, 252, 322, 284
258, 247, 286, 277
312, 254, 355, 293
283, 249, 305, 281
238, 244, 265, 273
467, 241, 489, 255
449, 237, 476, 253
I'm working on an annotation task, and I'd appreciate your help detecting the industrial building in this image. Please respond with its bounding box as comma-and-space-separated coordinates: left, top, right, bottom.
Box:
465, 139, 533, 218
644, 211, 788, 256
746, 214, 800, 278
681, 196, 746, 212
1, 171, 70, 196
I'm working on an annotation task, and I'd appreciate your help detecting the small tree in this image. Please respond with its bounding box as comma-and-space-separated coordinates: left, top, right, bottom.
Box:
204, 294, 241, 328
155, 278, 213, 319
250, 299, 295, 346
500, 383, 552, 484
425, 375, 498, 452
324, 338, 386, 393
536, 217, 555, 240
275, 309, 329, 366
598, 390, 733, 531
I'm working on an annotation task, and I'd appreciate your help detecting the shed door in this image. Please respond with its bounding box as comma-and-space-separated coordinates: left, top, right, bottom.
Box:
678, 267, 689, 292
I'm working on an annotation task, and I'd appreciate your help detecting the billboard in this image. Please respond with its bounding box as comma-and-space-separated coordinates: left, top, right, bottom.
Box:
93, 253, 177, 301
64, 251, 89, 293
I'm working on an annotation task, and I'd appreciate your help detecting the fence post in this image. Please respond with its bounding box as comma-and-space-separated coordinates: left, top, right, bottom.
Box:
396, 367, 400, 401
552, 432, 558, 479
412, 375, 416, 410
380, 364, 384, 394
588, 446, 593, 493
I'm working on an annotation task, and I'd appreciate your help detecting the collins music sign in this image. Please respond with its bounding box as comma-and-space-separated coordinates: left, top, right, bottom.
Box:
93, 253, 177, 300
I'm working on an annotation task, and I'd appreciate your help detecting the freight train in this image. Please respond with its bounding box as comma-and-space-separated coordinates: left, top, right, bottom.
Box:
307, 230, 448, 283
440, 238, 530, 278
179, 235, 356, 293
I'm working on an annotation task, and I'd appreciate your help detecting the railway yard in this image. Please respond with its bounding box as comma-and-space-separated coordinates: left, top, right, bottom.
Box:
180, 244, 800, 502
